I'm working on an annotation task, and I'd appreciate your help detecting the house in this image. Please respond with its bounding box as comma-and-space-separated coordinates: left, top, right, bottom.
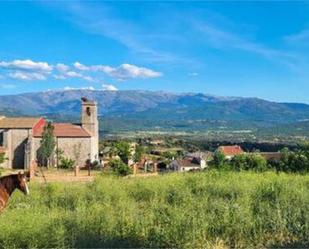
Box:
218, 145, 244, 159
170, 157, 207, 172
186, 151, 213, 162
0, 98, 99, 169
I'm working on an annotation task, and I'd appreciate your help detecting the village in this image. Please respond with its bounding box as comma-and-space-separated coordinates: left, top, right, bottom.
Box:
0, 97, 284, 180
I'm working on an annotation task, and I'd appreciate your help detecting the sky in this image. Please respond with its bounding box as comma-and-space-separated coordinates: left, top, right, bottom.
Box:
0, 1, 309, 103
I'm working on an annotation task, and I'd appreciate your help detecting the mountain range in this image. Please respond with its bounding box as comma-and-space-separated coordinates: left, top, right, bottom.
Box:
1, 90, 309, 134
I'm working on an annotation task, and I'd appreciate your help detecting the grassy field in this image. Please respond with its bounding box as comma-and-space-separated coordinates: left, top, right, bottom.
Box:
1, 171, 309, 248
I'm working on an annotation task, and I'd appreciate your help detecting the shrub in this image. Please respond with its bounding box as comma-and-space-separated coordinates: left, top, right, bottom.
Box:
115, 141, 131, 164
0, 152, 7, 164
231, 153, 268, 172
109, 159, 132, 176
58, 158, 75, 169
210, 151, 228, 169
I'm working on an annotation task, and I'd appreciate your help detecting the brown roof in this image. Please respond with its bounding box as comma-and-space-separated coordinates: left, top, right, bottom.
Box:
218, 145, 244, 156
33, 123, 91, 138
0, 117, 43, 129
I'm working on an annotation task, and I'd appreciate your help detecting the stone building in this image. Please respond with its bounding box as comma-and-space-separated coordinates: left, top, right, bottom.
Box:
0, 98, 99, 169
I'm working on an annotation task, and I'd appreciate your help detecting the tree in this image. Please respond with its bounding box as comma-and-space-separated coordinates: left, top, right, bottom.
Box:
58, 157, 75, 169
37, 122, 56, 167
109, 159, 132, 176
0, 152, 7, 164
230, 154, 267, 172
73, 143, 82, 168
133, 145, 144, 163
115, 141, 131, 164
211, 151, 226, 168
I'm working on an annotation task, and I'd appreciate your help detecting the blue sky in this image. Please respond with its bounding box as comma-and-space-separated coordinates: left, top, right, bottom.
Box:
0, 1, 309, 103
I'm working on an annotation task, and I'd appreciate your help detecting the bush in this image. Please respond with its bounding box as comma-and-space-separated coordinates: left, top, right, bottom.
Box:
58, 158, 75, 169
267, 146, 309, 173
115, 141, 131, 164
230, 153, 268, 172
210, 151, 229, 169
0, 152, 7, 164
109, 159, 132, 176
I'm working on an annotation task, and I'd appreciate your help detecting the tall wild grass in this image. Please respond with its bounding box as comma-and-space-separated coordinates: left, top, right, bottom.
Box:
0, 171, 309, 248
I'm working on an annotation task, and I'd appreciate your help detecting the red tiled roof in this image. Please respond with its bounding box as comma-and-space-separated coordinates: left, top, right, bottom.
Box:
218, 145, 244, 156
0, 117, 43, 129
33, 123, 91, 138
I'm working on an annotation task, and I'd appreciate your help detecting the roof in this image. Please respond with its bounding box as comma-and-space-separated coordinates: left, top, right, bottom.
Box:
175, 159, 200, 167
0, 117, 43, 129
33, 123, 91, 138
187, 151, 213, 160
218, 145, 244, 156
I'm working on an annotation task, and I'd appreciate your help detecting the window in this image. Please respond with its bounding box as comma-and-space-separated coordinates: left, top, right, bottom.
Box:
86, 107, 91, 116
0, 131, 3, 146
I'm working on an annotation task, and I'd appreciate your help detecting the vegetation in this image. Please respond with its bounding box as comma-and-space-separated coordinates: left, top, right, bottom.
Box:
133, 145, 144, 163
108, 159, 132, 176
115, 141, 131, 164
0, 152, 7, 165
1, 171, 309, 248
37, 122, 56, 167
230, 154, 268, 172
58, 158, 75, 169
269, 145, 309, 173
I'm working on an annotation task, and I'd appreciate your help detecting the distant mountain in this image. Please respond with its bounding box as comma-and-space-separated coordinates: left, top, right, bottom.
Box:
1, 90, 309, 126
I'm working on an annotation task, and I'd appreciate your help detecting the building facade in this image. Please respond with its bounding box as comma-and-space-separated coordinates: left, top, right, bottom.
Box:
0, 98, 99, 169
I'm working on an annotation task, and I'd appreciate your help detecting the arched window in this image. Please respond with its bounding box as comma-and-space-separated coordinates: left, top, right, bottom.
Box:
86, 107, 91, 116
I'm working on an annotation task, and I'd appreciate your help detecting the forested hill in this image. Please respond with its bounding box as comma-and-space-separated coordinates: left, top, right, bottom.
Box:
1, 90, 309, 125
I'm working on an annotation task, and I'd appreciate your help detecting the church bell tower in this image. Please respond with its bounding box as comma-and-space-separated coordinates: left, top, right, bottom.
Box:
81, 97, 99, 161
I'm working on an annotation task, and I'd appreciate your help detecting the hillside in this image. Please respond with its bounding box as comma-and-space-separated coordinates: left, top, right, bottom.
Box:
1, 90, 309, 122
1, 90, 309, 135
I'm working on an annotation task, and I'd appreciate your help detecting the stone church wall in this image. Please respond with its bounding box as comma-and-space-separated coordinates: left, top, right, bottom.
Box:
9, 129, 31, 169
33, 136, 92, 167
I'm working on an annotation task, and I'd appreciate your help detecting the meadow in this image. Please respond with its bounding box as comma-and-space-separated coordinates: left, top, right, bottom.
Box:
0, 171, 309, 249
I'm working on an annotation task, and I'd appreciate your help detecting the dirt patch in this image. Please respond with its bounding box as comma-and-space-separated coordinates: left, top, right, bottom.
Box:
32, 169, 99, 183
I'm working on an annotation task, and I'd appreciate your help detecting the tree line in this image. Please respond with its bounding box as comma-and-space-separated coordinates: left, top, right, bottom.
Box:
210, 143, 309, 173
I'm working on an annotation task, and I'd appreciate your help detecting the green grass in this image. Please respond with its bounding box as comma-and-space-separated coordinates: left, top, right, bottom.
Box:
1, 171, 309, 248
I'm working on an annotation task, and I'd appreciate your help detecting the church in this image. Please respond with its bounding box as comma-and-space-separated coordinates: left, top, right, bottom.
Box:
0, 98, 99, 169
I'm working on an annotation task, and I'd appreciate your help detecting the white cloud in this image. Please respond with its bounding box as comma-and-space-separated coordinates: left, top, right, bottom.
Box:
0, 59, 52, 73
55, 63, 70, 72
53, 75, 67, 80
74, 62, 90, 71
54, 70, 94, 82
66, 71, 83, 77
9, 71, 47, 80
64, 86, 95, 91
91, 65, 114, 74
0, 59, 52, 81
0, 59, 162, 82
106, 63, 162, 80
74, 62, 162, 80
83, 75, 94, 82
102, 84, 118, 91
